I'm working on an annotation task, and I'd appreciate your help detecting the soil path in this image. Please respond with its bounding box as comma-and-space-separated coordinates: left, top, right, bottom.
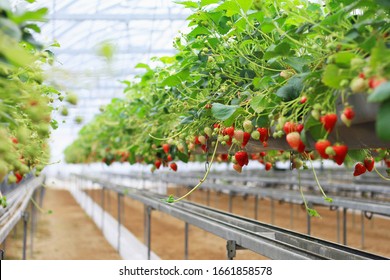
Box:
2, 188, 121, 260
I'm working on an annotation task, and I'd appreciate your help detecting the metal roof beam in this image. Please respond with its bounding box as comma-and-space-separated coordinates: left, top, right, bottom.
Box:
47, 13, 189, 21
53, 48, 176, 54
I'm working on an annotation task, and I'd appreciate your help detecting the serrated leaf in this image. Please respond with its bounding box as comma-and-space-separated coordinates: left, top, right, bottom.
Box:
347, 150, 366, 162
367, 82, 390, 103
376, 99, 390, 141
236, 0, 253, 13
175, 1, 198, 8
321, 64, 350, 89
275, 76, 304, 101
211, 103, 239, 121
307, 208, 321, 217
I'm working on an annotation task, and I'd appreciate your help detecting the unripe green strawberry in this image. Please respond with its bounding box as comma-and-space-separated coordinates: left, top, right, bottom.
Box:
243, 120, 253, 133
350, 77, 367, 93
251, 130, 260, 140
204, 127, 212, 137
66, 92, 78, 105
325, 146, 336, 156
198, 135, 206, 145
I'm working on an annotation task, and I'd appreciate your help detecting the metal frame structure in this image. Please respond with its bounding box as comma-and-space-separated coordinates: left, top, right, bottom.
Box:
101, 170, 390, 248
73, 173, 388, 260
0, 177, 45, 260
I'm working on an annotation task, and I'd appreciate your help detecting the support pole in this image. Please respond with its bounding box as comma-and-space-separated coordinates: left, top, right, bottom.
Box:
144, 206, 152, 260
270, 198, 275, 225
22, 212, 30, 260
226, 240, 236, 260
290, 201, 294, 229
101, 187, 105, 229
343, 208, 347, 246
254, 195, 258, 220
184, 222, 189, 260
0, 249, 4, 260
30, 190, 37, 259
117, 193, 122, 252
228, 191, 234, 213
337, 208, 340, 243
361, 212, 365, 249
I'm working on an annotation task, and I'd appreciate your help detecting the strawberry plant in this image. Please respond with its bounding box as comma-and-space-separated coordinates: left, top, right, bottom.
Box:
65, 0, 390, 216
0, 0, 65, 205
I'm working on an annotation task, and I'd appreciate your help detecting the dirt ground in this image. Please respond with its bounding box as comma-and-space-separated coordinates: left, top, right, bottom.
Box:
86, 185, 390, 260
1, 189, 121, 260
2, 185, 390, 260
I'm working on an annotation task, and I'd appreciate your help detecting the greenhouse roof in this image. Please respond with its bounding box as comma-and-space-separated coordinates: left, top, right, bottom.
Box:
20, 0, 190, 161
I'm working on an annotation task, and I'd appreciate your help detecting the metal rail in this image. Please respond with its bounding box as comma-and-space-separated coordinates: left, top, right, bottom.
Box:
0, 177, 44, 259
75, 174, 387, 260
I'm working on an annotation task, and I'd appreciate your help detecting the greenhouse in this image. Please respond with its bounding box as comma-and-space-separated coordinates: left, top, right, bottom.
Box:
1, 0, 390, 269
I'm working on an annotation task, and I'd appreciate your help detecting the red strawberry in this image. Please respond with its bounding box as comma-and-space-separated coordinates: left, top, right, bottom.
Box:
283, 122, 296, 134
296, 124, 304, 133
343, 107, 354, 119
220, 154, 229, 161
260, 152, 267, 157
223, 126, 235, 137
235, 151, 249, 167
257, 127, 269, 143
201, 144, 208, 152
162, 143, 170, 154
167, 154, 173, 162
194, 136, 201, 145
332, 144, 348, 165
154, 160, 162, 169
234, 130, 244, 143
233, 164, 242, 173
11, 137, 18, 144
368, 77, 386, 89
320, 113, 337, 133
242, 132, 251, 147
286, 132, 302, 151
364, 157, 374, 172
315, 139, 331, 159
353, 162, 366, 176
265, 162, 272, 171
300, 96, 307, 104
15, 172, 23, 184
170, 162, 178, 172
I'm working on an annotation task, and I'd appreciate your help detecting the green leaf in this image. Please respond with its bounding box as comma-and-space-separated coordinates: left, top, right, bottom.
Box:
307, 208, 321, 217
275, 76, 304, 101
333, 52, 356, 68
215, 1, 241, 17
175, 1, 199, 8
236, 0, 253, 13
274, 42, 291, 56
375, 0, 390, 8
284, 56, 313, 73
347, 150, 366, 162
135, 63, 151, 70
321, 64, 350, 89
376, 99, 390, 141
368, 82, 390, 103
211, 103, 239, 121
177, 151, 189, 163
187, 25, 211, 38
10, 8, 48, 24
200, 0, 220, 6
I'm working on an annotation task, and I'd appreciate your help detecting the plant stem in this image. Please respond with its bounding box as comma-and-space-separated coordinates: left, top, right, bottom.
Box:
173, 140, 219, 203
374, 166, 390, 181
308, 156, 329, 199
